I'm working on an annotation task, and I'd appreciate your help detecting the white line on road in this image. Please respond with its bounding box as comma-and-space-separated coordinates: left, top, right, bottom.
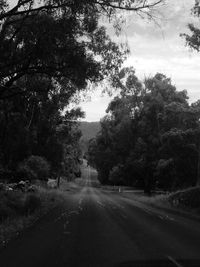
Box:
158, 215, 164, 220
142, 207, 153, 215
63, 231, 71, 235
166, 215, 175, 221
167, 256, 184, 267
69, 210, 79, 215
158, 214, 175, 221
97, 200, 104, 207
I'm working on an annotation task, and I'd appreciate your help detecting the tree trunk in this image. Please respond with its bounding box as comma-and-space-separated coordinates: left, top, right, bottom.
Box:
57, 176, 61, 188
197, 138, 200, 186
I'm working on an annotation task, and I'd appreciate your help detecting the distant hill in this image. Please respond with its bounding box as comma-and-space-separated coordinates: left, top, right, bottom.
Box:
79, 121, 100, 154
79, 121, 100, 140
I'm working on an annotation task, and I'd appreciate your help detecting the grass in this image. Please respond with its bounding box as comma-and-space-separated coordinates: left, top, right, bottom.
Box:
127, 186, 200, 217
0, 187, 66, 249
167, 186, 200, 213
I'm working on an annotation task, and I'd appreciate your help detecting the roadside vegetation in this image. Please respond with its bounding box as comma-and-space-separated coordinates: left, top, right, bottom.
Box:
167, 186, 200, 213
0, 0, 165, 243
88, 70, 200, 194
0, 0, 163, 184
1, 0, 200, 240
0, 185, 66, 249
125, 186, 200, 218
87, 1, 200, 196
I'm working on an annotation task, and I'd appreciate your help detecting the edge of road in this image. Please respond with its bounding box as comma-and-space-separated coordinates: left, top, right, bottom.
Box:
119, 192, 200, 223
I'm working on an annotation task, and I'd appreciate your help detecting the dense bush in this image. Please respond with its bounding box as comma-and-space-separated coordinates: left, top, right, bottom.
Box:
168, 187, 200, 209
0, 191, 41, 222
18, 156, 50, 180
88, 70, 200, 192
23, 194, 41, 214
109, 165, 125, 185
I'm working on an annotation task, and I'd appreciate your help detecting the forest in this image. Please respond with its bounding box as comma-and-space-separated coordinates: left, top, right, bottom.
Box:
88, 70, 200, 193
0, 0, 131, 182
0, 0, 200, 193
1, 2, 200, 264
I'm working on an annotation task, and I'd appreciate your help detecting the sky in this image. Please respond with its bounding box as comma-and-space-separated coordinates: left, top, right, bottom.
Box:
80, 0, 200, 121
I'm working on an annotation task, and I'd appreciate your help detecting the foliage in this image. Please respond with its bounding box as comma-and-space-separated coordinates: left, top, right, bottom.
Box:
79, 121, 100, 155
23, 194, 42, 213
0, 1, 163, 21
168, 186, 200, 209
0, 190, 41, 221
18, 156, 50, 180
0, 0, 164, 181
181, 1, 200, 52
88, 69, 200, 192
109, 164, 125, 185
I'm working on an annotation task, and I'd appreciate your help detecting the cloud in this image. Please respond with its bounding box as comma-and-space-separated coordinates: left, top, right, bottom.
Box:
124, 0, 197, 38
121, 0, 200, 105
79, 88, 113, 122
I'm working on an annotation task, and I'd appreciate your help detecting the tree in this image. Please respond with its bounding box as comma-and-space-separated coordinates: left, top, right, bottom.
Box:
88, 69, 200, 192
0, 0, 164, 180
19, 155, 50, 180
0, 13, 126, 100
0, 75, 84, 180
181, 1, 200, 52
0, 1, 163, 21
0, 0, 164, 100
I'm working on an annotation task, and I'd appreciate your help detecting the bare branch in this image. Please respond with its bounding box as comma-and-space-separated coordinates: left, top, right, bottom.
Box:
0, 0, 164, 21
94, 0, 163, 12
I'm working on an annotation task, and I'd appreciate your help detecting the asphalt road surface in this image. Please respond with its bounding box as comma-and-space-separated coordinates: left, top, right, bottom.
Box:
1, 166, 200, 267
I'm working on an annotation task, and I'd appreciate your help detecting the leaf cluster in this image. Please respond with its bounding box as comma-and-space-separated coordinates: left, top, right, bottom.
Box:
88, 69, 200, 192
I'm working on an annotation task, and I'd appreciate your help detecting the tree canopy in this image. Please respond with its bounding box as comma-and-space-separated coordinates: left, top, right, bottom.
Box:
182, 0, 200, 52
0, 0, 164, 181
88, 69, 200, 192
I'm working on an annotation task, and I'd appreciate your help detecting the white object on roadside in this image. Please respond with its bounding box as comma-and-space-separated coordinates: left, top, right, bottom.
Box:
47, 179, 57, 189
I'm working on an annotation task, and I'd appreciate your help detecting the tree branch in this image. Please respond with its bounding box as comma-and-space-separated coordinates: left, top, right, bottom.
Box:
94, 0, 163, 12
0, 0, 164, 21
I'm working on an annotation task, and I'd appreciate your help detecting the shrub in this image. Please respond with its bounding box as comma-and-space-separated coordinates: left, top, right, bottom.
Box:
109, 165, 124, 185
168, 187, 200, 208
0, 191, 23, 221
0, 191, 42, 222
18, 155, 50, 180
5, 191, 25, 214
23, 194, 41, 214
0, 203, 15, 221
0, 192, 16, 221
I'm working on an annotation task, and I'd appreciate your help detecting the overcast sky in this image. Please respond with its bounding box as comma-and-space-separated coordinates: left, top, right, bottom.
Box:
80, 0, 200, 121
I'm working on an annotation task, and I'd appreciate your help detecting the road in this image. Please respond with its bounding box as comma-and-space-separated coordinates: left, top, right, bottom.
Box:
1, 166, 200, 267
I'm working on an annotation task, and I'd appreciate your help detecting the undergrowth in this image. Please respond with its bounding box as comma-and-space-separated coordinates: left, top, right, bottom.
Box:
0, 187, 64, 249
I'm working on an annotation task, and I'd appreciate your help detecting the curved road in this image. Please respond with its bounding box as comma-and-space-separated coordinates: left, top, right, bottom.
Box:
1, 166, 200, 267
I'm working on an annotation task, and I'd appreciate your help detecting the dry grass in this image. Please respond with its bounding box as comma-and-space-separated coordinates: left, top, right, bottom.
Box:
0, 187, 65, 249
167, 186, 200, 213
127, 187, 200, 216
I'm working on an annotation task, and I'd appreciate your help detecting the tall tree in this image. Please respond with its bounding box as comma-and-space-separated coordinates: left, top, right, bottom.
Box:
88, 69, 200, 191
181, 0, 200, 185
0, 0, 164, 180
0, 0, 164, 100
181, 0, 200, 52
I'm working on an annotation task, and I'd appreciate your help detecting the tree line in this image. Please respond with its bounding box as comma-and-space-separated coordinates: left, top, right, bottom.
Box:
87, 1, 200, 193
88, 69, 200, 193
0, 0, 162, 181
